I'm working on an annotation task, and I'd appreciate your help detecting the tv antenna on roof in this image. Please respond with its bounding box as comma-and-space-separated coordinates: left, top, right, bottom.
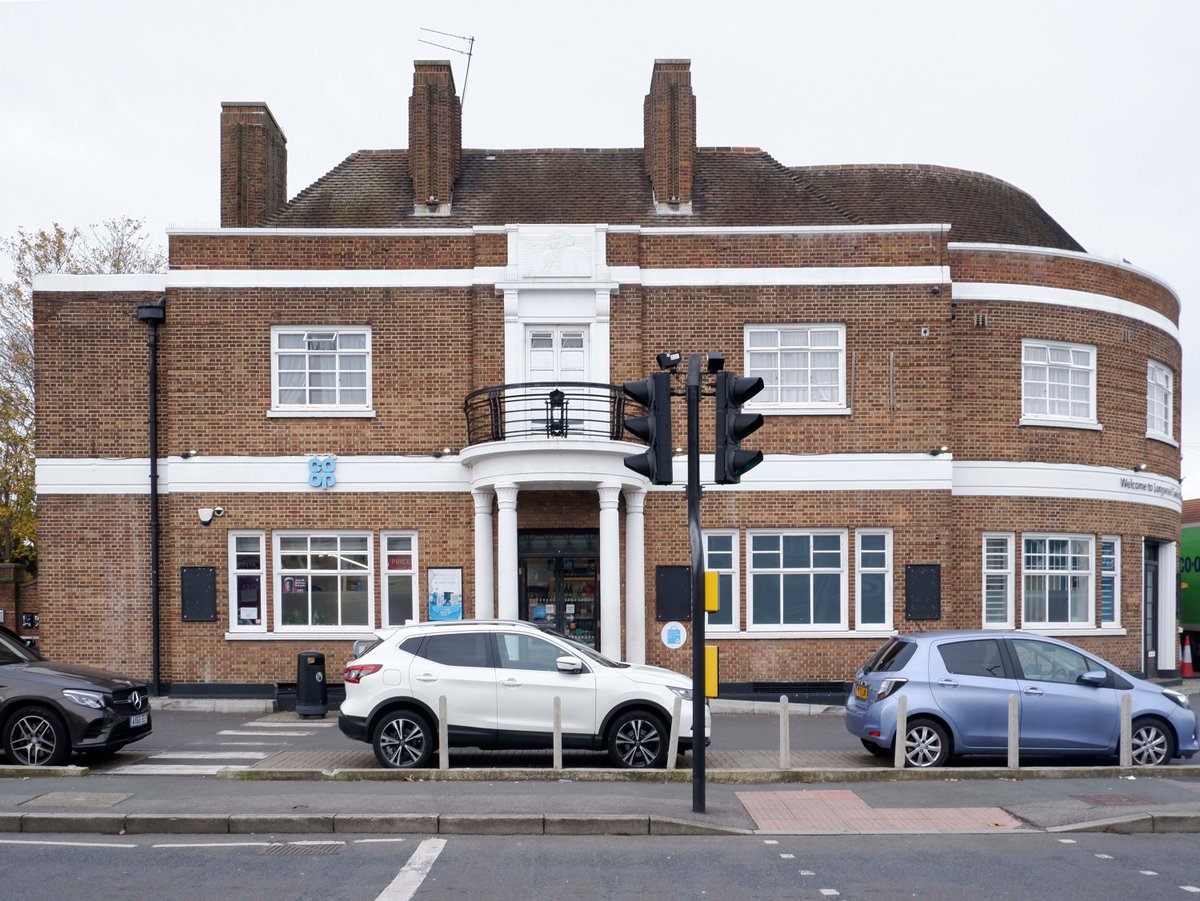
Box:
418, 27, 475, 109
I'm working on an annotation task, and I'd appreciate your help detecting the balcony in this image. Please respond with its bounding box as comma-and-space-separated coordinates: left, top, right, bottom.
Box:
463, 381, 633, 446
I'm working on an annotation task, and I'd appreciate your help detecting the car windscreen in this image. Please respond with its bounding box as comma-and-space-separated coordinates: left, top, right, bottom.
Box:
862, 638, 916, 674
549, 633, 621, 668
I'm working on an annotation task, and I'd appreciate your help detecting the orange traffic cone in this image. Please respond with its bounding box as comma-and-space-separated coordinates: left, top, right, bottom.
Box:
1182, 635, 1195, 679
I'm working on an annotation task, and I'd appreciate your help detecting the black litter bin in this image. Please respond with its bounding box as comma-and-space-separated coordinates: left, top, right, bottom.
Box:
296, 650, 328, 718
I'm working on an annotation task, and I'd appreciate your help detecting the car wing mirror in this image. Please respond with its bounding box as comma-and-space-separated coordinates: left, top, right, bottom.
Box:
556, 656, 583, 674
1079, 670, 1107, 687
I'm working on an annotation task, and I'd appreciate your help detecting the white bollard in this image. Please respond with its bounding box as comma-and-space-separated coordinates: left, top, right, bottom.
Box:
893, 694, 908, 769
666, 695, 682, 770
553, 696, 563, 771
1007, 693, 1019, 769
779, 695, 791, 769
1120, 693, 1132, 767
438, 695, 449, 770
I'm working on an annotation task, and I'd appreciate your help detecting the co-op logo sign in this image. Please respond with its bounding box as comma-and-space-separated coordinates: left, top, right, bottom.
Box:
307, 455, 337, 490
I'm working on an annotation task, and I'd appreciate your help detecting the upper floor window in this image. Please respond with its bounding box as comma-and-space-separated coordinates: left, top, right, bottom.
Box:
747, 530, 847, 631
1021, 340, 1096, 426
271, 327, 372, 415
1146, 360, 1173, 442
745, 325, 846, 412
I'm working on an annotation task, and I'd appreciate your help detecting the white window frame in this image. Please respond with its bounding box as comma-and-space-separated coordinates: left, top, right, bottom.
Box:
1021, 533, 1095, 629
1100, 535, 1121, 627
381, 531, 419, 628
269, 326, 374, 417
1146, 359, 1174, 444
743, 324, 848, 415
702, 530, 740, 633
273, 531, 375, 633
1020, 339, 1098, 429
854, 529, 893, 631
228, 530, 266, 634
981, 532, 1015, 629
746, 529, 848, 632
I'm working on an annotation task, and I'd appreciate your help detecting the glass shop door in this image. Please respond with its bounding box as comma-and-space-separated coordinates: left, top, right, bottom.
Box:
518, 532, 599, 650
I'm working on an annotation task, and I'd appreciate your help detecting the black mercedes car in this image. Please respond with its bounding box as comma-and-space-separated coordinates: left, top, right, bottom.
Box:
0, 625, 151, 766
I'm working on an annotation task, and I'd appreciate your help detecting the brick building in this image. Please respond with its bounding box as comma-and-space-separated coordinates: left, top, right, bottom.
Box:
32, 59, 1184, 697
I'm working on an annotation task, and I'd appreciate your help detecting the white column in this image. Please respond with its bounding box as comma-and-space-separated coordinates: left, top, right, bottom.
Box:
472, 489, 495, 620
495, 484, 520, 621
1159, 541, 1178, 676
623, 488, 647, 664
598, 483, 623, 660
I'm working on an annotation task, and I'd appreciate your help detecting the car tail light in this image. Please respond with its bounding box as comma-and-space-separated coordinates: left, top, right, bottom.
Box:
342, 663, 382, 683
875, 677, 908, 702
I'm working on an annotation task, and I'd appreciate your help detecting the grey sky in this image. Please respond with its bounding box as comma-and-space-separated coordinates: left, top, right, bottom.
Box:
4, 0, 1197, 494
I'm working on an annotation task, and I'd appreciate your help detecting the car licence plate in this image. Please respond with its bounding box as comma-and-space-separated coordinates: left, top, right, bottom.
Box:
855, 683, 868, 700
130, 713, 148, 727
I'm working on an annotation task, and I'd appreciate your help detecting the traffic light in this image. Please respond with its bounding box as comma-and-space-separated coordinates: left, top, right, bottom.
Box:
623, 372, 673, 484
714, 370, 764, 484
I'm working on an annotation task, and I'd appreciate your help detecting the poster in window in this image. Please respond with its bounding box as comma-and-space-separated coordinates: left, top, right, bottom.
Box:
427, 567, 463, 621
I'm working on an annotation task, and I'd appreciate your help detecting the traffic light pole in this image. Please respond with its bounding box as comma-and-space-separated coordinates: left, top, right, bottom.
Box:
686, 353, 706, 814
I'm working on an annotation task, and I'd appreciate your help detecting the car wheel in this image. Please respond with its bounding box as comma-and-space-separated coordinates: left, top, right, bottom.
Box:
372, 710, 434, 768
608, 709, 668, 768
1130, 717, 1175, 766
861, 738, 891, 758
3, 705, 71, 767
903, 718, 950, 768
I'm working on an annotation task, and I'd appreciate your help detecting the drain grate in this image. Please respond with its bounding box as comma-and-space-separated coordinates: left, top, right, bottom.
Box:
261, 842, 344, 856
1072, 794, 1151, 807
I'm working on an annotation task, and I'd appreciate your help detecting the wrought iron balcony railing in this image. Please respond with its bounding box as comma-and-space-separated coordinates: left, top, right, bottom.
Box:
463, 381, 632, 446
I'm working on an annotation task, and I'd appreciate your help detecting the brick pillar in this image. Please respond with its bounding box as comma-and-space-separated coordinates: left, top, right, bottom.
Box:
408, 60, 461, 214
643, 59, 696, 210
220, 102, 288, 227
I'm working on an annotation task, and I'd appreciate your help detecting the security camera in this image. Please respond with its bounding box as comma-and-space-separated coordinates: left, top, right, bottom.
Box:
213, 507, 225, 518
197, 507, 215, 526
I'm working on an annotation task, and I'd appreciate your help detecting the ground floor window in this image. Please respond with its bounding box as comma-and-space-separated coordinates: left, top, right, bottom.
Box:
229, 531, 265, 632
1022, 534, 1094, 627
382, 532, 418, 627
855, 529, 892, 630
747, 530, 847, 631
703, 531, 739, 631
1100, 536, 1120, 626
982, 533, 1015, 628
275, 532, 373, 631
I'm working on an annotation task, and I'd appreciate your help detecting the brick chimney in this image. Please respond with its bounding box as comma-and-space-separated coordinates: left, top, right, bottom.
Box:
644, 59, 696, 213
220, 102, 288, 227
408, 61, 462, 216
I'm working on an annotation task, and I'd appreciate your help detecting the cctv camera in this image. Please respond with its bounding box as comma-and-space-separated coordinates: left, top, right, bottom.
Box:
197, 507, 215, 526
213, 507, 225, 517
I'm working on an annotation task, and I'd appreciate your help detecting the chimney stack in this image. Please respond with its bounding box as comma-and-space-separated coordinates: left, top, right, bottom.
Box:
408, 60, 462, 215
220, 103, 288, 228
643, 59, 696, 213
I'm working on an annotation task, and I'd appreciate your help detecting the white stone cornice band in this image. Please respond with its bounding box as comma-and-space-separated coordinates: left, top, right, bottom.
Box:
35, 454, 1182, 512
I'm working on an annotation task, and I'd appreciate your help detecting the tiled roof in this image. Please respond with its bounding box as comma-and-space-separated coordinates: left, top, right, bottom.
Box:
793, 164, 1084, 251
268, 150, 1083, 251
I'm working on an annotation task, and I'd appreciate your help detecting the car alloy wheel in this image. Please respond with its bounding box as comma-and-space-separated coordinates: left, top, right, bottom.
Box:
4, 706, 70, 767
609, 710, 667, 768
1130, 718, 1174, 766
373, 711, 434, 768
903, 718, 950, 768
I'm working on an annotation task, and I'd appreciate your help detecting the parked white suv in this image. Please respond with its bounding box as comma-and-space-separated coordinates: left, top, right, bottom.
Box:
338, 619, 710, 768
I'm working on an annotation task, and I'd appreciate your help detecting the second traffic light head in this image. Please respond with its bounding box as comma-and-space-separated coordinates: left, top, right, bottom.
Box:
715, 370, 765, 484
622, 371, 674, 484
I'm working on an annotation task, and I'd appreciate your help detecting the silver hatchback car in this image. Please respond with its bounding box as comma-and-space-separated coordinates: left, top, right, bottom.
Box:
845, 631, 1198, 767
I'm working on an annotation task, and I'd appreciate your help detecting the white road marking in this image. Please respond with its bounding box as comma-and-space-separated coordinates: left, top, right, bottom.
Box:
763, 839, 779, 845
1094, 853, 1114, 860
1181, 887, 1200, 894
355, 838, 409, 844
152, 841, 272, 849
780, 853, 795, 859
289, 840, 345, 846
109, 764, 250, 775
218, 730, 311, 737
0, 839, 137, 848
219, 742, 281, 747
819, 891, 839, 897
1140, 871, 1158, 876
245, 721, 336, 728
800, 870, 815, 876
1057, 839, 1077, 844
375, 837, 447, 901
149, 752, 269, 760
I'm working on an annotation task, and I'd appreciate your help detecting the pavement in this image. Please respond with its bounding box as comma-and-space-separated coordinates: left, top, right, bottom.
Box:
1, 687, 1198, 838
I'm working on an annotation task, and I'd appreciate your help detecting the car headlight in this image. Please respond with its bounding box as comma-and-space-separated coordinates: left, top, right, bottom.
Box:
668, 686, 693, 701
63, 689, 106, 709
1162, 688, 1190, 710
